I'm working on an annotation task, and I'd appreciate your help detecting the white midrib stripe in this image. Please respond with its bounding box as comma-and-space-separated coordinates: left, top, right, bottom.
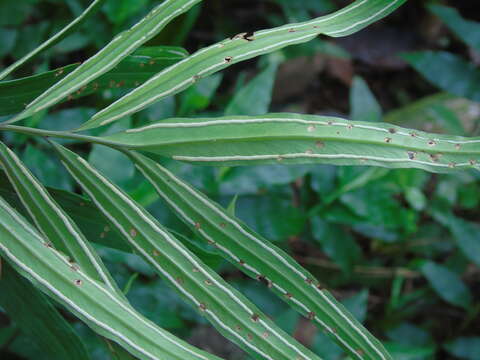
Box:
327, 0, 402, 36
172, 153, 474, 169
256, 0, 368, 36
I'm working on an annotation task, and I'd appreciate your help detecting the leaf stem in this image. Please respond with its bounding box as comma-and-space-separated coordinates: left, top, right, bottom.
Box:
0, 125, 125, 148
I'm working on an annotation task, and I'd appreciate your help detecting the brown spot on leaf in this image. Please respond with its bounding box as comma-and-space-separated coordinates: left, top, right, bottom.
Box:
70, 264, 79, 272
430, 153, 441, 162
232, 32, 255, 41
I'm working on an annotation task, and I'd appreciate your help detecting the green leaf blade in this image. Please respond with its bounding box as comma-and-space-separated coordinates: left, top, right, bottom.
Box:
10, 0, 202, 123
104, 114, 480, 173
0, 141, 119, 293
0, 196, 222, 360
0, 47, 188, 116
52, 142, 323, 360
128, 151, 392, 360
79, 0, 406, 131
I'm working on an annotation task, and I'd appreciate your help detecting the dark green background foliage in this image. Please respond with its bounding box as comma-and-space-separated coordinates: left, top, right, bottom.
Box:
0, 0, 479, 359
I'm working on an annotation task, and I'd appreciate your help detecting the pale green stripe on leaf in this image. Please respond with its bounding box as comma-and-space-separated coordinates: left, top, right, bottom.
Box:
52, 142, 322, 360
0, 195, 222, 360
0, 0, 106, 81
0, 141, 120, 294
78, 0, 407, 130
10, 0, 202, 123
104, 114, 480, 174
128, 150, 392, 360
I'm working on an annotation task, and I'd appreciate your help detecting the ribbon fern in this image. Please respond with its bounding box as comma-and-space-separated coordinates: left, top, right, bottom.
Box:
1, 1, 477, 360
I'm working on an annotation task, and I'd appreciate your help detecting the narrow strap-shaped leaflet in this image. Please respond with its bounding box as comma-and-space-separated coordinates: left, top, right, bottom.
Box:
51, 142, 323, 360
10, 0, 202, 123
0, 47, 188, 116
104, 114, 480, 174
0, 141, 121, 295
128, 150, 393, 360
79, 0, 407, 130
0, 143, 137, 358
0, 195, 222, 360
